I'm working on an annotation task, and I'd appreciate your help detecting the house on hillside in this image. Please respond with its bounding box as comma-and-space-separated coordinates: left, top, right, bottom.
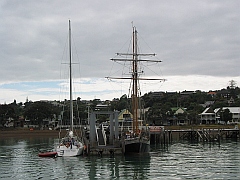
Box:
118, 109, 133, 127
207, 91, 217, 98
217, 89, 230, 99
170, 107, 189, 125
118, 108, 149, 130
171, 107, 186, 115
215, 107, 240, 124
180, 90, 195, 96
199, 107, 216, 124
95, 104, 110, 111
199, 107, 240, 124
151, 91, 164, 99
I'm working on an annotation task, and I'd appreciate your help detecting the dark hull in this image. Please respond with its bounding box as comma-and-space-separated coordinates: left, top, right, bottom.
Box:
124, 137, 150, 154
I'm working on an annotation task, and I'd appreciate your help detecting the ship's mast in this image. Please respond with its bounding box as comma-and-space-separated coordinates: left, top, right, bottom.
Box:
69, 20, 73, 132
106, 26, 165, 135
132, 27, 138, 134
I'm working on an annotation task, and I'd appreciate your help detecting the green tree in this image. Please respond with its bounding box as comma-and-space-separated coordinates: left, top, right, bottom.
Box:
23, 101, 60, 128
0, 104, 16, 127
220, 108, 232, 124
110, 94, 129, 111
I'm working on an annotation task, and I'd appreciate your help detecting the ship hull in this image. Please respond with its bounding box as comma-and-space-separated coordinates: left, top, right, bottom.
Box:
56, 145, 83, 157
124, 137, 150, 154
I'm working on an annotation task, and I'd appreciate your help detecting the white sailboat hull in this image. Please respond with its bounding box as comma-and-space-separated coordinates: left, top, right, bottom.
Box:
56, 144, 84, 157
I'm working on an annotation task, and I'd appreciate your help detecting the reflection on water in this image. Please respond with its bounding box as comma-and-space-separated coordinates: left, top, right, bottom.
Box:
0, 138, 240, 179
84, 154, 150, 179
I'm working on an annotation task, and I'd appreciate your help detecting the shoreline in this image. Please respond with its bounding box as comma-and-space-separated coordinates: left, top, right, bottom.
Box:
1, 124, 237, 139
1, 129, 60, 138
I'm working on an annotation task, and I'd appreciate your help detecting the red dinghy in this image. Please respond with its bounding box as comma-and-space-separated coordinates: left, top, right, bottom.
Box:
38, 151, 57, 157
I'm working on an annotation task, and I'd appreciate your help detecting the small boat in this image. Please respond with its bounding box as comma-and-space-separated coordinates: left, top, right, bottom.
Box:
38, 151, 57, 157
55, 20, 84, 157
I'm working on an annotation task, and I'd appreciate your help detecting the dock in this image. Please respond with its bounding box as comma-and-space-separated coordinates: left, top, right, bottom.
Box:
83, 111, 124, 156
80, 109, 240, 156
149, 126, 240, 145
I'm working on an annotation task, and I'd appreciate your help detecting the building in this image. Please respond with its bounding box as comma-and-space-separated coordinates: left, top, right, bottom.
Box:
199, 107, 240, 124
171, 107, 189, 125
199, 107, 216, 124
215, 107, 240, 124
207, 91, 217, 98
118, 109, 132, 125
171, 107, 186, 115
150, 91, 165, 99
180, 90, 195, 96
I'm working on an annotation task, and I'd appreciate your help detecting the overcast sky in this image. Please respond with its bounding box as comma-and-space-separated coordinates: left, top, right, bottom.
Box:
0, 0, 240, 104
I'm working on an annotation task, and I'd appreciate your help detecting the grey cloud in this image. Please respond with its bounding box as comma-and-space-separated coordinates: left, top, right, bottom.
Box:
0, 0, 239, 82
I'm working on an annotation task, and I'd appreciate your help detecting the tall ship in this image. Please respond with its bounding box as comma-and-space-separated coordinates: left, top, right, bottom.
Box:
107, 26, 164, 153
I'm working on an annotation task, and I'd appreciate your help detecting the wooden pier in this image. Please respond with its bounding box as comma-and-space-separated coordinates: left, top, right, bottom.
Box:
176, 128, 239, 142
83, 120, 240, 156
149, 126, 240, 145
84, 111, 123, 156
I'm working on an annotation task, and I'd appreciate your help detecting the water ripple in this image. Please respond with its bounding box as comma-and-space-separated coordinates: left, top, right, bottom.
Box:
1, 138, 240, 179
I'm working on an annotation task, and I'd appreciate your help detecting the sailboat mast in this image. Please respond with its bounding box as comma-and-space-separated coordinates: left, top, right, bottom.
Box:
132, 27, 138, 134
69, 20, 73, 132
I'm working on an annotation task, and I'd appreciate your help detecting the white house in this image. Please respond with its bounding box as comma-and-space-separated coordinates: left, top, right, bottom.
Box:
215, 107, 240, 124
199, 107, 216, 124
199, 107, 240, 124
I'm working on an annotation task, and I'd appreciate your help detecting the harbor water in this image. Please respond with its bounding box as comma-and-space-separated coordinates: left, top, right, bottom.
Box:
0, 137, 240, 179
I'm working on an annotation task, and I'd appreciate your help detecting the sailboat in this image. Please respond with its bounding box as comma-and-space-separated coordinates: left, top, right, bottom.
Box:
56, 20, 84, 157
107, 26, 164, 153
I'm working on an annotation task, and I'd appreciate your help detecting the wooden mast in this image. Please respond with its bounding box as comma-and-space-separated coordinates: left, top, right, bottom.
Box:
132, 26, 138, 134
106, 25, 165, 136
